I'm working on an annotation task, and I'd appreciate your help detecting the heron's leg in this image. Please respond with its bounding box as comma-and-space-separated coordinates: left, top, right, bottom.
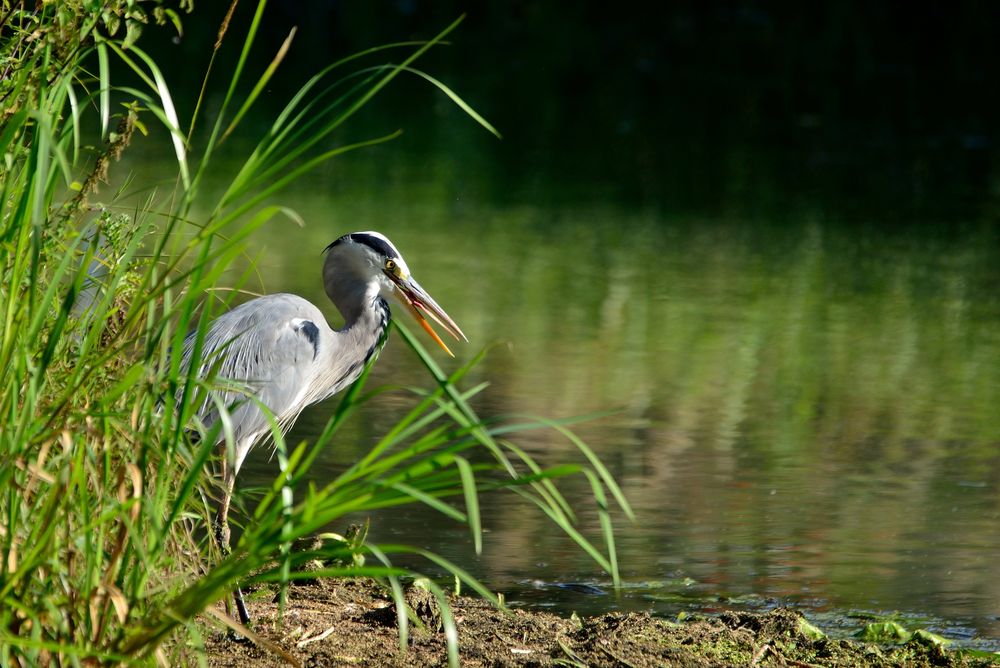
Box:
214, 459, 252, 629
232, 585, 251, 627
213, 477, 232, 555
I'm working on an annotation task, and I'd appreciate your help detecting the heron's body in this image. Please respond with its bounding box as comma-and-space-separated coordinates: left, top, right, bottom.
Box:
179, 231, 465, 627
184, 291, 389, 475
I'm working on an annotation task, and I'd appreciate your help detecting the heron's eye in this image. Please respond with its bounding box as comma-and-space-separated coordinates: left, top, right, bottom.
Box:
385, 259, 397, 273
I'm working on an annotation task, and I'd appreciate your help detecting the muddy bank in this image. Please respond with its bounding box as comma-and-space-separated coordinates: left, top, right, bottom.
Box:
201, 578, 996, 666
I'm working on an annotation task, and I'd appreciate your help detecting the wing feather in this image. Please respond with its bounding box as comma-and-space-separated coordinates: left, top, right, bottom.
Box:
182, 294, 331, 453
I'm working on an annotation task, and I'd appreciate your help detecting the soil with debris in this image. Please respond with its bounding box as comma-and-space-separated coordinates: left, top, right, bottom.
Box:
202, 578, 997, 667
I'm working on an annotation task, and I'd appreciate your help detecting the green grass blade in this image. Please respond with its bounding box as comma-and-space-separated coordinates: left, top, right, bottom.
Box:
220, 27, 297, 144
390, 483, 466, 523
366, 544, 409, 653
534, 417, 636, 521
395, 65, 501, 139
109, 44, 190, 189
97, 41, 110, 138
583, 469, 620, 587
453, 455, 482, 555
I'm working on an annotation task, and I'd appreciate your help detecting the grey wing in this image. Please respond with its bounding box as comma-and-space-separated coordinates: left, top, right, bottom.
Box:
182, 294, 332, 454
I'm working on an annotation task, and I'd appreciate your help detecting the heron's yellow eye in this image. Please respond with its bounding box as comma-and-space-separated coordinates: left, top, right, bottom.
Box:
385, 259, 397, 273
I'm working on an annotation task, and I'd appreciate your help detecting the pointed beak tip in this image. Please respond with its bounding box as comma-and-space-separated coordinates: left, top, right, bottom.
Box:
396, 276, 465, 355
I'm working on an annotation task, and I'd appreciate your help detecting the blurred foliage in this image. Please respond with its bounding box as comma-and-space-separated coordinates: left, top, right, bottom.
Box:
136, 1, 1000, 221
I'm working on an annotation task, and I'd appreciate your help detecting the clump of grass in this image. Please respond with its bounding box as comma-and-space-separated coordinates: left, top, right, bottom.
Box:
0, 2, 632, 666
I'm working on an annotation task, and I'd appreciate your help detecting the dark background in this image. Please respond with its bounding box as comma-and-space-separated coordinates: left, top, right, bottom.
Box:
144, 2, 1000, 223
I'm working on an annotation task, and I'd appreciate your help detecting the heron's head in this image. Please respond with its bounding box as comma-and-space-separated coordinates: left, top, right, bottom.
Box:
323, 231, 466, 356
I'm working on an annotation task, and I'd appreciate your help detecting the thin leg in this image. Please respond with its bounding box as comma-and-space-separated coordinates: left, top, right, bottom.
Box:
233, 585, 251, 626
215, 460, 252, 629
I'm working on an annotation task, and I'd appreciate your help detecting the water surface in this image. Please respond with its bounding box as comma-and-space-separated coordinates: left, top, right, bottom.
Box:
193, 152, 1000, 647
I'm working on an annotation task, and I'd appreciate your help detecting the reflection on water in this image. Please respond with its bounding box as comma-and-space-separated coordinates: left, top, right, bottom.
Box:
209, 154, 1000, 647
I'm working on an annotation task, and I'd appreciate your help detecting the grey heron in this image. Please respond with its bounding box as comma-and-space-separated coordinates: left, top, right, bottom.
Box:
181, 230, 465, 625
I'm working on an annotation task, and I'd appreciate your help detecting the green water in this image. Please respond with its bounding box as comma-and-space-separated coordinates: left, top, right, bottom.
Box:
171, 147, 1000, 647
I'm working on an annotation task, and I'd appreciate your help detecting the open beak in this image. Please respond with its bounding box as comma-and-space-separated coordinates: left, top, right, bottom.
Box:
390, 275, 467, 357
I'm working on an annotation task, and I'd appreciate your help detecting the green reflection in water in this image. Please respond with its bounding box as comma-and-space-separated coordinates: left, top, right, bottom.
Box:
145, 144, 1000, 641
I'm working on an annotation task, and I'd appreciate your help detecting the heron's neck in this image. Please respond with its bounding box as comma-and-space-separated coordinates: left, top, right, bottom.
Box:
328, 280, 391, 356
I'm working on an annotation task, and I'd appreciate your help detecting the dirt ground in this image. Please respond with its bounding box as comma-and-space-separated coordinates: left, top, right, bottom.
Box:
201, 577, 998, 667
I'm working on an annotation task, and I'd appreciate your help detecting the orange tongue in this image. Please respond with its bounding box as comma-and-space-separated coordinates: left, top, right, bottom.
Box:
401, 295, 455, 357
418, 315, 454, 357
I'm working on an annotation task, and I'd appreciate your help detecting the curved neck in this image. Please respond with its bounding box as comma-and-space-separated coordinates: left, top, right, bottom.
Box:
308, 279, 391, 405
322, 245, 392, 364
327, 276, 380, 327
325, 277, 391, 361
